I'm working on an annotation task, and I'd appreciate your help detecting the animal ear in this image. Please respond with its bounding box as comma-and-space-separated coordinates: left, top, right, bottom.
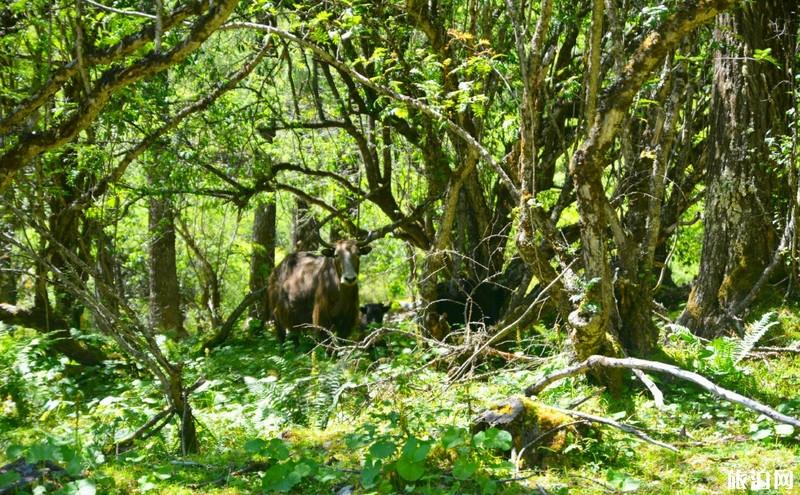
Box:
359, 246, 372, 255
322, 247, 335, 257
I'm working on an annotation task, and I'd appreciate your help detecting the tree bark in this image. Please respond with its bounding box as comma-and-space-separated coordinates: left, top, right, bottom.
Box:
250, 197, 276, 329
292, 199, 319, 251
563, 0, 736, 389
0, 208, 16, 304
680, 1, 798, 337
148, 192, 186, 339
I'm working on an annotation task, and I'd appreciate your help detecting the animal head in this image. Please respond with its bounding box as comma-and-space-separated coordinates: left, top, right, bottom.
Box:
321, 239, 372, 286
360, 303, 391, 325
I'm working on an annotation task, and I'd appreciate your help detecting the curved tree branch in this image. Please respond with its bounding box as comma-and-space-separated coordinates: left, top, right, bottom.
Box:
0, 0, 239, 189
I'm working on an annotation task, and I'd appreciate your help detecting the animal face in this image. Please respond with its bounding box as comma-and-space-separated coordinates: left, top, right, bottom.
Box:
361, 303, 391, 325
322, 240, 371, 286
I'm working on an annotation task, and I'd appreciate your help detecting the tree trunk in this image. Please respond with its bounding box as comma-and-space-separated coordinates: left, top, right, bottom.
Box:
93, 219, 122, 317
680, 1, 798, 337
249, 196, 276, 329
148, 193, 186, 339
0, 209, 16, 304
292, 199, 319, 251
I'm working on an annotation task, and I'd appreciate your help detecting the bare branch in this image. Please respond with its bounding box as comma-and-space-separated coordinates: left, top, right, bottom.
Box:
221, 21, 520, 201
66, 37, 273, 212
0, 1, 209, 136
84, 0, 156, 19
0, 0, 239, 189
549, 405, 677, 452
526, 355, 800, 428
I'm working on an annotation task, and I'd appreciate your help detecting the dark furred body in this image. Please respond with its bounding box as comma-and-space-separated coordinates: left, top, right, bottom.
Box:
360, 303, 391, 327
433, 279, 507, 328
268, 240, 370, 342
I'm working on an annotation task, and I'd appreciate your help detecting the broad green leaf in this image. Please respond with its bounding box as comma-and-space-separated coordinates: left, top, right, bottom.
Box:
265, 439, 290, 461
607, 470, 641, 492
473, 428, 512, 451
751, 428, 772, 441
0, 471, 21, 489
395, 458, 425, 481
441, 427, 466, 449
28, 442, 60, 463
392, 106, 409, 120
58, 479, 96, 495
369, 441, 396, 459
452, 455, 477, 480
401, 437, 430, 462
262, 462, 298, 492
361, 458, 382, 487
244, 438, 267, 454
5, 445, 24, 459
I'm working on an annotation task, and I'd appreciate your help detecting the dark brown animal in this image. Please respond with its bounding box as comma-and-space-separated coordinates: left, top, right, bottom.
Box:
360, 303, 391, 327
269, 239, 372, 343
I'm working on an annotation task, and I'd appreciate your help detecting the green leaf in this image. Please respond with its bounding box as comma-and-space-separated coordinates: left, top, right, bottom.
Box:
293, 460, 315, 478
473, 428, 512, 451
452, 455, 477, 480
751, 428, 772, 441
395, 457, 426, 481
361, 458, 382, 487
392, 106, 409, 120
753, 48, 779, 66
262, 462, 299, 492
5, 445, 24, 459
369, 441, 396, 459
478, 475, 498, 494
57, 479, 96, 495
262, 459, 315, 492
244, 438, 267, 453
345, 432, 371, 449
265, 439, 290, 461
607, 470, 641, 492
441, 427, 466, 449
775, 424, 794, 437
0, 471, 21, 489
401, 437, 430, 462
28, 442, 60, 463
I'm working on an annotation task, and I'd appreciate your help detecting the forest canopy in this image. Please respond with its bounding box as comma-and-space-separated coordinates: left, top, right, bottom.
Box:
1, 0, 799, 493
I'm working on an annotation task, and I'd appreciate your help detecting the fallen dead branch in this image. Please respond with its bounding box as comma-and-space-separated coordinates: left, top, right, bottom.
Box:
741, 345, 800, 360
525, 355, 800, 428
630, 367, 665, 410
546, 405, 678, 452
108, 377, 206, 454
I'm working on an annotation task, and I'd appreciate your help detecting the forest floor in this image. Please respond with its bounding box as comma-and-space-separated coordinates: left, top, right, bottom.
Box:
1, 309, 800, 494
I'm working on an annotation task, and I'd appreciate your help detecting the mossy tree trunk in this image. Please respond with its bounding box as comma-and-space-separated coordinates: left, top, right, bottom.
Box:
679, 1, 798, 337
148, 171, 186, 339
250, 195, 276, 329
565, 0, 736, 381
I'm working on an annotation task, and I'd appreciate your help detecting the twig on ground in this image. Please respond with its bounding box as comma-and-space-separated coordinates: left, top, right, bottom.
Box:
567, 387, 606, 409
548, 405, 678, 452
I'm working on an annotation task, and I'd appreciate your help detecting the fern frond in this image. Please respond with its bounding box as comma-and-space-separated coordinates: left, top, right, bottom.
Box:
734, 312, 779, 364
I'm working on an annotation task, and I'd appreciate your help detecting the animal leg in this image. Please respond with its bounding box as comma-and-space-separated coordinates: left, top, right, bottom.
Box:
275, 321, 286, 343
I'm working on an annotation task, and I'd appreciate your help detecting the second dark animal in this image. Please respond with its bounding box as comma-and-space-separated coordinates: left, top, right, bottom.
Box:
360, 303, 391, 327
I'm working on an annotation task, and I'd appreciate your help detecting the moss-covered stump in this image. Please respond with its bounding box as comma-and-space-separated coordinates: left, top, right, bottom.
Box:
473, 396, 582, 468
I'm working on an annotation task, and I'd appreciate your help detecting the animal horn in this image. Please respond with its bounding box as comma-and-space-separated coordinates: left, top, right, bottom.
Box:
315, 230, 334, 249
357, 230, 379, 247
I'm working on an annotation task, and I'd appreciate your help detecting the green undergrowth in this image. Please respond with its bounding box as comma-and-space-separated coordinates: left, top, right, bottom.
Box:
1, 312, 800, 494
